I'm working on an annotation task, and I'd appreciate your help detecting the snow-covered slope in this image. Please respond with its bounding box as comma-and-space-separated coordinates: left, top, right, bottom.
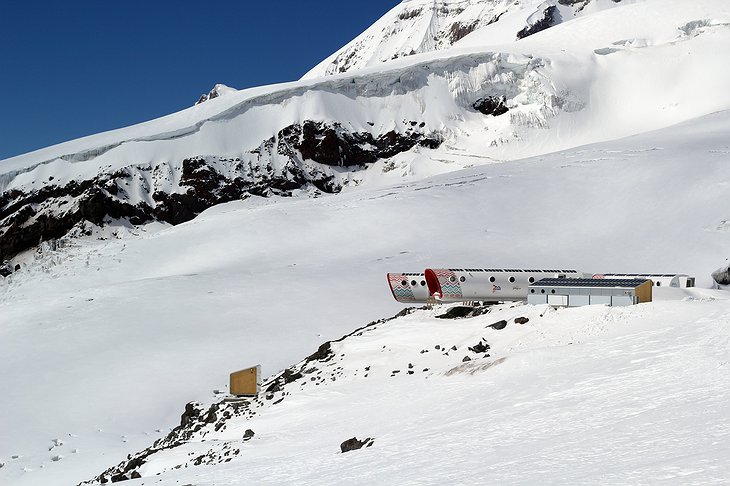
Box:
86, 298, 730, 484
302, 0, 630, 79
2, 108, 730, 485
3, 1, 730, 484
2, 0, 729, 263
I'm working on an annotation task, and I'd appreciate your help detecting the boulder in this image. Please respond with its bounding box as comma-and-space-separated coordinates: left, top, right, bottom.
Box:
488, 320, 508, 330
436, 306, 475, 319
340, 437, 374, 453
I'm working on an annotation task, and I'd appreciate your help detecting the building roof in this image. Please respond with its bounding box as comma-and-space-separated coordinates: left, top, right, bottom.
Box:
531, 278, 649, 288
440, 269, 579, 273
603, 273, 686, 277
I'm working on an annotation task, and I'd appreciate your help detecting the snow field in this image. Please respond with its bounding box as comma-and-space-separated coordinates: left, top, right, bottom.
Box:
2, 109, 730, 484
106, 295, 730, 484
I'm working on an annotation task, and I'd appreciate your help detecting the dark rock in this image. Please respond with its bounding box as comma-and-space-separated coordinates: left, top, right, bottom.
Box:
473, 96, 509, 116
340, 437, 374, 453
180, 402, 202, 428
712, 265, 730, 286
449, 20, 478, 43
471, 305, 493, 317
517, 5, 562, 39
243, 429, 255, 440
266, 368, 304, 394
279, 121, 442, 168
203, 404, 219, 424
514, 317, 530, 325
462, 356, 472, 362
436, 306, 474, 319
281, 369, 304, 384
468, 341, 490, 354
306, 341, 334, 363
0, 261, 12, 277
488, 320, 508, 330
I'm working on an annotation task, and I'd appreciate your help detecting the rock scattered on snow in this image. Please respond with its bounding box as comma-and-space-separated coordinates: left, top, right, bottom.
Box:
514, 316, 530, 325
468, 340, 491, 354
488, 320, 508, 330
340, 437, 374, 453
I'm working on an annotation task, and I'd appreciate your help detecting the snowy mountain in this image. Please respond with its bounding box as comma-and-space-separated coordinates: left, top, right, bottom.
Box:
302, 0, 629, 79
2, 0, 729, 265
2, 0, 730, 484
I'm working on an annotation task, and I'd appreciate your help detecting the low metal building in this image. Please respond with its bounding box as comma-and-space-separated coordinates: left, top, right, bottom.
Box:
527, 278, 653, 307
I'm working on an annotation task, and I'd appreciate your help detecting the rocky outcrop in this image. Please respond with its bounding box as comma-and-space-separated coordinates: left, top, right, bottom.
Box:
473, 96, 509, 116
195, 83, 237, 105
0, 123, 442, 261
517, 5, 562, 39
712, 264, 730, 286
558, 0, 621, 10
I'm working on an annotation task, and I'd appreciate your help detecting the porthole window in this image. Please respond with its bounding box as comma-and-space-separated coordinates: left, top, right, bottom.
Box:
656, 282, 661, 287
460, 276, 466, 282
490, 276, 496, 283
449, 276, 456, 282
541, 289, 545, 294
509, 277, 515, 283
530, 289, 535, 294
421, 280, 426, 286
411, 280, 417, 287
551, 289, 556, 294
401, 280, 407, 286
529, 277, 535, 283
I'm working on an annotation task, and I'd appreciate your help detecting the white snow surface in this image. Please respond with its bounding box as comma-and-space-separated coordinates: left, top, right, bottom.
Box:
2, 109, 730, 484
2, 0, 730, 484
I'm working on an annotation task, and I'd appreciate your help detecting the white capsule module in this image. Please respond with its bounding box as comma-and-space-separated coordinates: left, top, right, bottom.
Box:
387, 273, 430, 303
424, 268, 582, 303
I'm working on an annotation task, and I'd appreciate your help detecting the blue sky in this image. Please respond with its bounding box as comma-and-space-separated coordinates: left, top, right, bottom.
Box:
0, 1, 397, 160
